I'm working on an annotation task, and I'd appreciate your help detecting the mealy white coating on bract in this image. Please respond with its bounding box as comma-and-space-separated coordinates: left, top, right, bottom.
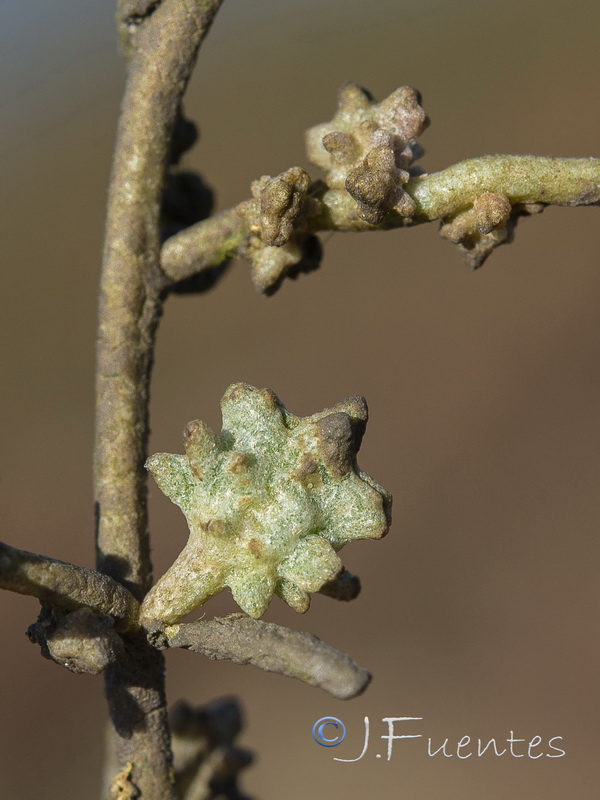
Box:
140, 383, 391, 624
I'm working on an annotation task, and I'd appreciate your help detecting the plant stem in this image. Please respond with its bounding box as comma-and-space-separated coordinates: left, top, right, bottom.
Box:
160, 155, 600, 282
319, 155, 600, 228
160, 614, 372, 699
96, 2, 224, 796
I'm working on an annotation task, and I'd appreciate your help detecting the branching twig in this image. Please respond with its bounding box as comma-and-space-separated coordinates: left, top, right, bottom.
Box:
8, 2, 596, 794
156, 614, 371, 700
160, 155, 600, 287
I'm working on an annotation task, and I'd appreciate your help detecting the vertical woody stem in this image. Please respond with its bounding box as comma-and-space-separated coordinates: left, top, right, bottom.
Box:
95, 2, 224, 796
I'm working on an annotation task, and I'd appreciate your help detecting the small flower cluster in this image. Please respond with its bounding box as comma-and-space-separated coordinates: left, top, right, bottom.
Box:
238, 167, 322, 294
306, 82, 429, 224
440, 193, 545, 268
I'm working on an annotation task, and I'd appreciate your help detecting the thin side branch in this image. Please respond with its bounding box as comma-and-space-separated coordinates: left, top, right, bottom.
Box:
158, 614, 372, 700
411, 155, 600, 217
160, 155, 600, 285
161, 209, 243, 284
0, 541, 138, 630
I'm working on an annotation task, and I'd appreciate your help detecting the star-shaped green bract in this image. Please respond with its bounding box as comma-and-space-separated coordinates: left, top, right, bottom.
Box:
140, 383, 391, 624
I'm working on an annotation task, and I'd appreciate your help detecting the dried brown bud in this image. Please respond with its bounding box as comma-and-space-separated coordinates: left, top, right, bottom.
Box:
306, 83, 427, 222
258, 167, 311, 246
473, 192, 512, 234
439, 193, 515, 269
238, 167, 322, 292
345, 146, 415, 224
27, 607, 124, 674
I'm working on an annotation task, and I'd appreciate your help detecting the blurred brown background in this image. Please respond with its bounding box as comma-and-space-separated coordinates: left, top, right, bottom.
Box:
1, 1, 599, 798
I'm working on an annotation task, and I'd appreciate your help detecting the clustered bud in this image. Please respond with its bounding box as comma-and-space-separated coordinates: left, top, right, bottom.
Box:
306, 83, 428, 224
238, 167, 322, 293
440, 193, 545, 268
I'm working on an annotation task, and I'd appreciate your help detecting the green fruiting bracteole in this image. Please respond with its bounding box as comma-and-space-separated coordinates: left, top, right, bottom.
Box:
140, 383, 391, 624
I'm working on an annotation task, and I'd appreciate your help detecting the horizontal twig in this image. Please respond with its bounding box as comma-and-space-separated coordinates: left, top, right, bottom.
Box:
159, 155, 600, 284
409, 155, 600, 218
317, 156, 600, 230
161, 208, 244, 283
158, 613, 371, 700
0, 541, 139, 630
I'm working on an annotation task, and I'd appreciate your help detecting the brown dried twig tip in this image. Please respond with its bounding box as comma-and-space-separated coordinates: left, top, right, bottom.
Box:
319, 569, 361, 601
156, 614, 372, 700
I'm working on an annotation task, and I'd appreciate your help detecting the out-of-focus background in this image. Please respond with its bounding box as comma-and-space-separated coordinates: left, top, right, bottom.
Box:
1, 1, 599, 798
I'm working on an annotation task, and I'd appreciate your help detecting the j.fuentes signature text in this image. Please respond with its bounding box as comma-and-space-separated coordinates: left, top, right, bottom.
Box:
312, 717, 566, 762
